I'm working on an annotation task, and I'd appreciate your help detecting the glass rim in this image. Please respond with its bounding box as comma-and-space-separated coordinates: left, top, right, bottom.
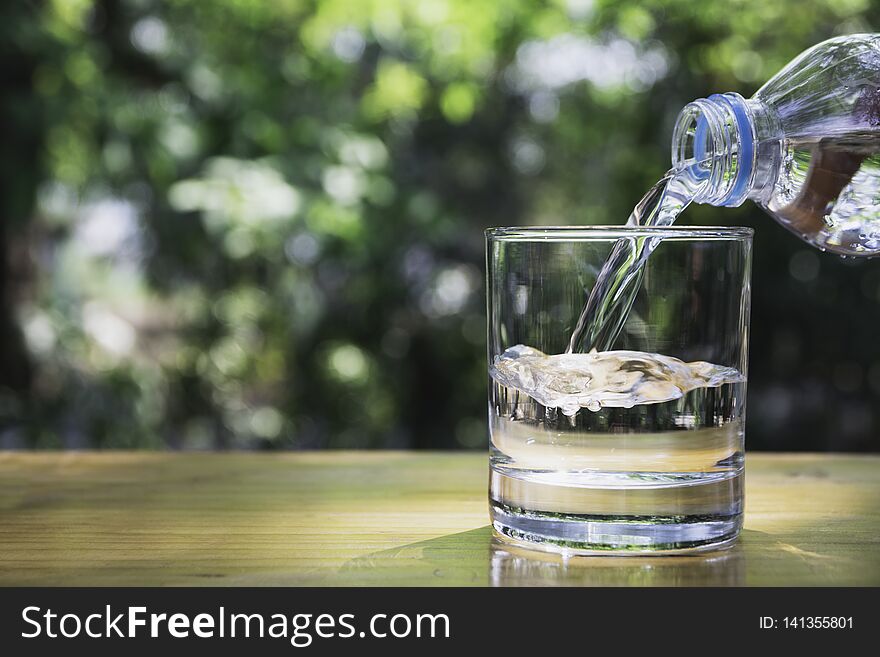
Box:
486, 225, 753, 241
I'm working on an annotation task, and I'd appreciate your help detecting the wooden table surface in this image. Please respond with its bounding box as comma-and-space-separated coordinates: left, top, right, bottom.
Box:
0, 452, 878, 586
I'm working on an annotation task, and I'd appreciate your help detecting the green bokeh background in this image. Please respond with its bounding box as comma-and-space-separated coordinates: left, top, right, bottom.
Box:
1, 0, 878, 450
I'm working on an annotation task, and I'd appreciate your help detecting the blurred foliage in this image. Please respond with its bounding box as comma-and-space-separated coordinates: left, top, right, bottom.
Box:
1, 0, 879, 450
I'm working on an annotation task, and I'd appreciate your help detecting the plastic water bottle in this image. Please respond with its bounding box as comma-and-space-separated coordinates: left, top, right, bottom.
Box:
672, 34, 880, 256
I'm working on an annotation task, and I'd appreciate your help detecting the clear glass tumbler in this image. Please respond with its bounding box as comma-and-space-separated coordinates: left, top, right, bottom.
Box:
487, 226, 752, 554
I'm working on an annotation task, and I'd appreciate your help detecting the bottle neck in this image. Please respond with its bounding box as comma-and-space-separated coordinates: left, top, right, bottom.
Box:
671, 92, 781, 207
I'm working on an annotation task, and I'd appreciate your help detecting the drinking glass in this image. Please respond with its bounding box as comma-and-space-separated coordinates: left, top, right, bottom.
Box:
486, 226, 752, 554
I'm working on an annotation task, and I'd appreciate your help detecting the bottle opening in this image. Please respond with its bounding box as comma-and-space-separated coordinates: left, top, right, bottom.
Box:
672, 104, 713, 183
671, 93, 755, 207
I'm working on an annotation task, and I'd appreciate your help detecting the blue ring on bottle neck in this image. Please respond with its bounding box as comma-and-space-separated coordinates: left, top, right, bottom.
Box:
711, 93, 754, 206
692, 94, 754, 205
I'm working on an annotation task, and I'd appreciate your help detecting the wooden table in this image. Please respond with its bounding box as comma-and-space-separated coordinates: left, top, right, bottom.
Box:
0, 452, 878, 586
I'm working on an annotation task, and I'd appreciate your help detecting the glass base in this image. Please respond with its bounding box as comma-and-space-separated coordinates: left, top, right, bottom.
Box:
490, 501, 742, 556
